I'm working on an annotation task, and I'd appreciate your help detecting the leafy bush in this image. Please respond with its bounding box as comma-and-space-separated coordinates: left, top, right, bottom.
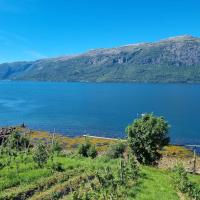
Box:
33, 142, 49, 168
173, 164, 190, 193
49, 139, 63, 164
87, 145, 98, 159
77, 142, 91, 157
50, 162, 64, 172
74, 156, 140, 199
173, 164, 200, 199
126, 113, 170, 165
107, 141, 126, 159
0, 161, 5, 170
77, 141, 97, 159
3, 132, 30, 152
51, 140, 62, 155
127, 150, 140, 180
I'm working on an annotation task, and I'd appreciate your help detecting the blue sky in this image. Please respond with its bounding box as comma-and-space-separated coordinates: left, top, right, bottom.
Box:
0, 0, 199, 63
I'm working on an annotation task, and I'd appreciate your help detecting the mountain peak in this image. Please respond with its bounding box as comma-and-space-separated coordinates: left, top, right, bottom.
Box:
161, 35, 198, 42
1, 34, 200, 83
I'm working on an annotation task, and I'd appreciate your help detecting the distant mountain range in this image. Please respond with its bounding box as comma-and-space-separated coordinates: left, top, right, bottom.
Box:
1, 35, 200, 83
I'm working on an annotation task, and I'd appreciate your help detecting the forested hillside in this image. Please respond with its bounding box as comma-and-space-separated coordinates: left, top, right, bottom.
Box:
1, 35, 200, 83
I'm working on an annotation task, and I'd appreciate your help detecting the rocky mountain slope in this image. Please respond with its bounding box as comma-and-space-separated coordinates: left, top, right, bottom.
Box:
1, 35, 200, 83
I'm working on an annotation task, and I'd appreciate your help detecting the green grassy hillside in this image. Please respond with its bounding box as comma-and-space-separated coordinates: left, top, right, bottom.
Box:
0, 154, 200, 200
0, 126, 200, 199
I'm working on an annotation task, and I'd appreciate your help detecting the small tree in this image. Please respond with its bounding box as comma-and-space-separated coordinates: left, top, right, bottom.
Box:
78, 142, 91, 157
107, 141, 126, 159
127, 148, 140, 180
51, 140, 62, 155
2, 132, 30, 169
78, 141, 97, 158
126, 113, 170, 165
50, 138, 62, 162
33, 142, 49, 168
4, 132, 30, 152
87, 145, 98, 159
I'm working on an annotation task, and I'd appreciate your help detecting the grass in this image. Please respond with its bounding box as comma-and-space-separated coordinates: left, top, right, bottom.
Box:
1, 127, 199, 199
19, 127, 193, 156
21, 128, 117, 152
161, 145, 193, 158
133, 167, 179, 200
189, 173, 200, 188
0, 153, 200, 200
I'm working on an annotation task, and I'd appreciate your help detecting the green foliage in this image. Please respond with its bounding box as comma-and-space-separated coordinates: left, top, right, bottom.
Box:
127, 149, 140, 180
126, 113, 170, 165
107, 141, 126, 159
77, 141, 97, 159
29, 173, 93, 200
87, 145, 98, 159
73, 157, 140, 199
78, 142, 90, 157
33, 142, 49, 168
117, 153, 140, 186
50, 162, 64, 172
51, 140, 62, 155
2, 132, 30, 153
173, 164, 190, 193
173, 164, 200, 199
0, 131, 31, 172
49, 138, 63, 166
0, 128, 199, 200
2, 36, 200, 84
0, 152, 199, 200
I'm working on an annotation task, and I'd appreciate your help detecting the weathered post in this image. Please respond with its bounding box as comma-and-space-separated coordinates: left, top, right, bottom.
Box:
193, 146, 196, 174
186, 145, 200, 174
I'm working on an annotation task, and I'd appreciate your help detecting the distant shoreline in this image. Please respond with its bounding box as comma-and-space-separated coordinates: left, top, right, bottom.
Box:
1, 79, 200, 85
2, 124, 200, 148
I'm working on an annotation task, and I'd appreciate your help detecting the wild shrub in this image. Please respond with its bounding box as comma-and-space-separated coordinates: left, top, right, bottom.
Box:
107, 141, 126, 159
118, 153, 140, 186
0, 161, 5, 170
77, 141, 97, 159
0, 132, 30, 159
33, 141, 49, 168
87, 145, 98, 159
4, 132, 30, 152
75, 156, 140, 199
173, 164, 200, 199
50, 162, 64, 172
78, 142, 90, 157
0, 132, 31, 171
127, 150, 140, 180
50, 139, 63, 156
49, 138, 63, 165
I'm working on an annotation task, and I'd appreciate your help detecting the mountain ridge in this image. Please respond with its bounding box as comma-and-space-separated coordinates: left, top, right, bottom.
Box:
1, 35, 200, 83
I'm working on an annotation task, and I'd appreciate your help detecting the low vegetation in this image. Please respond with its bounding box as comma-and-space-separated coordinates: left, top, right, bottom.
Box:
173, 164, 200, 199
0, 113, 200, 199
126, 113, 170, 165
106, 141, 126, 159
77, 140, 98, 159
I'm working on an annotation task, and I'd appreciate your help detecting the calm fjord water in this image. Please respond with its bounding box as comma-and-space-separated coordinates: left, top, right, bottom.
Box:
0, 81, 199, 145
